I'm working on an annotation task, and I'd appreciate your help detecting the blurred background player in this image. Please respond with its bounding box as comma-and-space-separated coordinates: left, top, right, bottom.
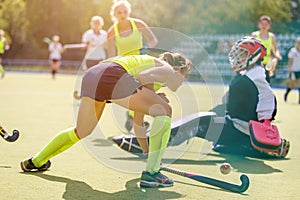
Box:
73, 16, 107, 99
251, 15, 282, 82
107, 0, 158, 135
48, 35, 64, 79
0, 29, 10, 79
284, 37, 300, 104
107, 0, 158, 57
82, 15, 107, 69
21, 52, 193, 188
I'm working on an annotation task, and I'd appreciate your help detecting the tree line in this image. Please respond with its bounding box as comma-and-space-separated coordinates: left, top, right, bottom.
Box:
0, 0, 299, 59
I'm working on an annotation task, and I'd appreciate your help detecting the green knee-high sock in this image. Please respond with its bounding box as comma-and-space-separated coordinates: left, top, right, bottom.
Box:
32, 128, 79, 167
129, 110, 134, 118
146, 116, 171, 174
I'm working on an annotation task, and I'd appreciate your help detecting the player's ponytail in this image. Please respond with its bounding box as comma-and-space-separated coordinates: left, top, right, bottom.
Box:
160, 52, 175, 66
159, 52, 193, 74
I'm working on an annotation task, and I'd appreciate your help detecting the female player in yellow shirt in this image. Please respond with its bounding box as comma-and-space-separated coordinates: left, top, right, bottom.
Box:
251, 15, 282, 82
107, 0, 158, 57
0, 29, 10, 78
21, 52, 193, 188
107, 0, 158, 152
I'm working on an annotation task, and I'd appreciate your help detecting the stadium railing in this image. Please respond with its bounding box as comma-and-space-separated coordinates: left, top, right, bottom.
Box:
3, 34, 298, 86
2, 59, 82, 74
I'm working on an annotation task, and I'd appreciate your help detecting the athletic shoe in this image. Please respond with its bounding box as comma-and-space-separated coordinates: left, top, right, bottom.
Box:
144, 121, 150, 131
213, 138, 290, 159
257, 139, 290, 158
111, 134, 144, 154
125, 111, 150, 132
20, 158, 51, 172
277, 139, 290, 158
140, 171, 173, 188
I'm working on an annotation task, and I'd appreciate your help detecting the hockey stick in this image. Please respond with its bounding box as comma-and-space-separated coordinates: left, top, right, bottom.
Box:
64, 43, 86, 49
160, 166, 250, 193
0, 126, 20, 142
43, 37, 51, 45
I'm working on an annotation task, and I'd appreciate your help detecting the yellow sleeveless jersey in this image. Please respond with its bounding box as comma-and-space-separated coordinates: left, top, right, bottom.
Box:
0, 38, 5, 54
255, 31, 273, 65
103, 55, 163, 91
114, 18, 143, 56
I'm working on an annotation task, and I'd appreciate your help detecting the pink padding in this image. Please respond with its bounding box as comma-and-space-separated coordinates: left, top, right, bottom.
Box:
249, 120, 281, 147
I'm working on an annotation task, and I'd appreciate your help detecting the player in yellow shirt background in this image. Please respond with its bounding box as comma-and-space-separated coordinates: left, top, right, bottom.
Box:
0, 29, 10, 79
107, 0, 158, 138
251, 15, 282, 82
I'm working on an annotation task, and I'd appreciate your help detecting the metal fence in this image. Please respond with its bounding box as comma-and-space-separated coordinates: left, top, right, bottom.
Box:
2, 59, 82, 74
3, 33, 298, 85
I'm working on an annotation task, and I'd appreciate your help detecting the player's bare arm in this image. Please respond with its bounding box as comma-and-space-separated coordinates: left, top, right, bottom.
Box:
271, 33, 282, 60
135, 19, 158, 48
288, 58, 293, 73
251, 31, 258, 37
107, 26, 117, 57
138, 59, 184, 92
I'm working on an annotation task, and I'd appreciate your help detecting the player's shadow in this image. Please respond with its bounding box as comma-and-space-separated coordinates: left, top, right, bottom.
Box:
90, 138, 113, 147
163, 152, 284, 175
110, 152, 284, 175
0, 165, 11, 168
22, 173, 183, 200
215, 152, 287, 174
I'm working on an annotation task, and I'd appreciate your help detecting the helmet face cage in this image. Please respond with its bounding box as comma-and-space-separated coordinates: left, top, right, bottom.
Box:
229, 45, 249, 72
229, 37, 265, 72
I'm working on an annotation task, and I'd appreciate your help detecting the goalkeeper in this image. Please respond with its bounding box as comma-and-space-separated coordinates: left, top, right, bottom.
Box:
113, 36, 290, 158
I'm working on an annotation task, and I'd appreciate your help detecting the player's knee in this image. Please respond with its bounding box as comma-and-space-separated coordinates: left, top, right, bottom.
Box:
290, 82, 295, 88
74, 127, 92, 139
165, 104, 172, 116
148, 103, 172, 117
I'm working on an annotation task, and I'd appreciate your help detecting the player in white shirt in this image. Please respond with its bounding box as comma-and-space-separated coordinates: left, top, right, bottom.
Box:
48, 35, 64, 79
73, 16, 107, 99
82, 16, 107, 69
284, 37, 300, 103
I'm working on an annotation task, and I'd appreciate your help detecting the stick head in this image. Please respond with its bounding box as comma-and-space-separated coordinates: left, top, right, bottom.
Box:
2, 129, 20, 142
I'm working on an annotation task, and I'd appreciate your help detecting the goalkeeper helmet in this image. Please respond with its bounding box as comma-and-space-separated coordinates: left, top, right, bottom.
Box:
229, 36, 266, 72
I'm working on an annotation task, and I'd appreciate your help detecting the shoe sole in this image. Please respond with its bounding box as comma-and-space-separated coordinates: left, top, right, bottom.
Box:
20, 161, 51, 172
140, 180, 173, 188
